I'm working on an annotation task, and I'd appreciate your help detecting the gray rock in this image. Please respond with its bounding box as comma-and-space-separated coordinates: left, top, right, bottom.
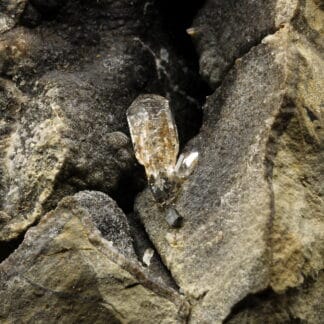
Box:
128, 211, 180, 290
1, 0, 323, 322
0, 191, 189, 323
73, 191, 136, 258
0, 0, 201, 241
136, 1, 324, 322
190, 0, 299, 87
0, 0, 28, 33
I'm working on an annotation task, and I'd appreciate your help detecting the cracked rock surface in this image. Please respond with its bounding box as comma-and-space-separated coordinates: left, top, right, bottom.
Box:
0, 0, 201, 242
0, 191, 188, 323
0, 0, 323, 323
136, 0, 324, 322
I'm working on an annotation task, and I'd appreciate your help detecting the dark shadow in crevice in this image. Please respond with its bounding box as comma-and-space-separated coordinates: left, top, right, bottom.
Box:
127, 211, 180, 290
223, 276, 320, 324
110, 165, 146, 214
0, 231, 25, 263
223, 288, 277, 323
155, 0, 212, 146
156, 0, 206, 66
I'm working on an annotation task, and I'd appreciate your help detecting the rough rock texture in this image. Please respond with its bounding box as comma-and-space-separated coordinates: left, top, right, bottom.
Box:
136, 0, 324, 322
0, 0, 323, 323
0, 191, 188, 323
0, 0, 201, 241
226, 274, 324, 323
191, 0, 302, 87
0, 0, 28, 33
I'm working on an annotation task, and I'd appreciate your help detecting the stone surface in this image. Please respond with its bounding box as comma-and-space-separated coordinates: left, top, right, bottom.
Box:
1, 0, 323, 322
0, 191, 189, 323
0, 0, 28, 33
127, 211, 179, 290
136, 0, 324, 322
72, 191, 135, 259
0, 0, 201, 242
190, 0, 299, 87
226, 273, 324, 323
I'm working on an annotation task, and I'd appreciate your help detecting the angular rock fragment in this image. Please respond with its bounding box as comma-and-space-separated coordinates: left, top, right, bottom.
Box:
136, 1, 324, 322
0, 191, 189, 323
190, 0, 299, 87
0, 0, 201, 242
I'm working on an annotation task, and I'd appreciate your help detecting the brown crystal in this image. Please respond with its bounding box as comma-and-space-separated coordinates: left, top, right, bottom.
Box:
127, 94, 179, 201
127, 94, 198, 207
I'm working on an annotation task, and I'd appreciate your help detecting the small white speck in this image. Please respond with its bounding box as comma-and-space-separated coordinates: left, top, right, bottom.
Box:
142, 248, 154, 266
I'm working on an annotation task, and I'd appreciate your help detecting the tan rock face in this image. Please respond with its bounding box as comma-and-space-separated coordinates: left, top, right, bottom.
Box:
136, 0, 324, 322
0, 0, 201, 242
0, 192, 189, 323
268, 27, 324, 292
0, 0, 323, 323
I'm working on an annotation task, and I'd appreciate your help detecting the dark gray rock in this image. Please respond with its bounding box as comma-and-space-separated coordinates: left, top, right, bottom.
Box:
190, 0, 298, 87
136, 1, 324, 322
73, 191, 135, 258
0, 0, 201, 241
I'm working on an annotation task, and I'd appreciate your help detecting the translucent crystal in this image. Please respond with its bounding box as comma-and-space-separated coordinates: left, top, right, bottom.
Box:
127, 94, 198, 205
174, 151, 199, 179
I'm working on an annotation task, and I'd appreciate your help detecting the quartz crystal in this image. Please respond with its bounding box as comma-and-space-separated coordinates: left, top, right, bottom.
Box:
127, 94, 198, 205
174, 151, 199, 179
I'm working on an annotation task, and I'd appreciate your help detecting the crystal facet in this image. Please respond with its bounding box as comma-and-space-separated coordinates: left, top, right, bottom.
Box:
127, 94, 198, 207
174, 151, 199, 179
165, 207, 183, 228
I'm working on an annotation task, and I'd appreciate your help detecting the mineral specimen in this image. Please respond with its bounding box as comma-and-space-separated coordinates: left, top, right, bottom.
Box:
174, 151, 199, 179
165, 207, 183, 228
127, 94, 198, 208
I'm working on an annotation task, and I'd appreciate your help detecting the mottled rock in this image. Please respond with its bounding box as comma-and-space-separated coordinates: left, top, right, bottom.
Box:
0, 0, 201, 242
0, 191, 189, 323
0, 74, 135, 241
136, 1, 324, 322
0, 0, 28, 33
190, 0, 299, 87
72, 191, 135, 258
226, 274, 324, 323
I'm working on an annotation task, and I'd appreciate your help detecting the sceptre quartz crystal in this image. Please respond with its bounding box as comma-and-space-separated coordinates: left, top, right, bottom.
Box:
127, 94, 198, 226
